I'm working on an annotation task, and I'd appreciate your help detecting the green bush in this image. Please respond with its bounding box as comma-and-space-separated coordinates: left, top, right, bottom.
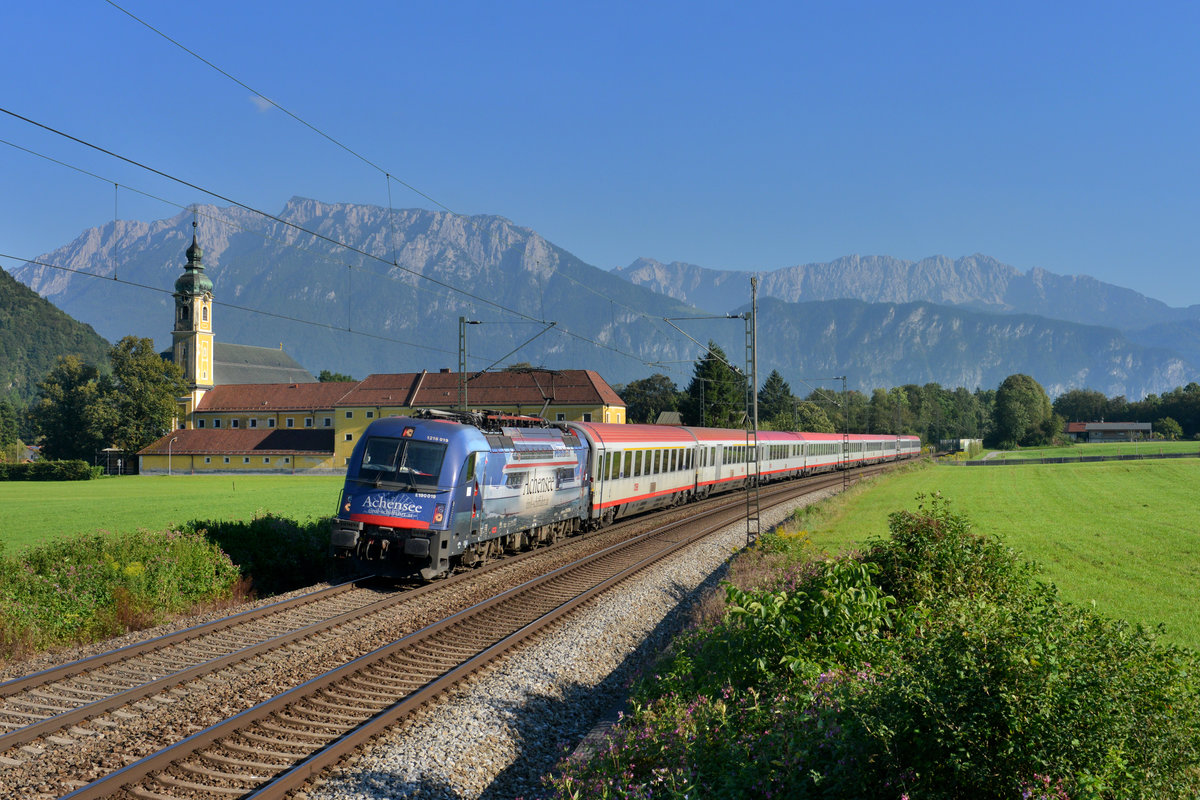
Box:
547, 494, 1200, 799
864, 491, 1033, 608
0, 459, 99, 481
182, 513, 331, 596
0, 528, 240, 660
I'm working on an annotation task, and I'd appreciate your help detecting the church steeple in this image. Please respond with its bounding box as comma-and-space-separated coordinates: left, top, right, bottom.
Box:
172, 220, 215, 421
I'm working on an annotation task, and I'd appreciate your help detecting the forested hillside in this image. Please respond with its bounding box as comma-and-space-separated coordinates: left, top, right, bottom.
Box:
0, 265, 110, 404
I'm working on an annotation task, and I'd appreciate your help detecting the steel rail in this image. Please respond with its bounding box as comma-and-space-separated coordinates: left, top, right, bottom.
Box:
60, 472, 868, 800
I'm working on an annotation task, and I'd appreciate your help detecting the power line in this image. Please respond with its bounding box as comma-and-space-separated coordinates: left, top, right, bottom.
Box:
1, 251, 458, 357
96, 1, 702, 370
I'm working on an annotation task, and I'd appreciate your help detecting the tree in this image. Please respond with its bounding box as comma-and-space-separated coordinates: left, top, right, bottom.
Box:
32, 355, 107, 461
680, 342, 746, 428
0, 397, 19, 449
100, 336, 188, 453
1156, 416, 1183, 440
769, 400, 836, 433
1052, 389, 1109, 423
318, 370, 356, 382
757, 370, 794, 424
991, 374, 1054, 448
619, 374, 680, 424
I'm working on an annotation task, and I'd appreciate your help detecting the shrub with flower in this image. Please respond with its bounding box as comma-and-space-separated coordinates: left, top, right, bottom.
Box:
543, 494, 1200, 799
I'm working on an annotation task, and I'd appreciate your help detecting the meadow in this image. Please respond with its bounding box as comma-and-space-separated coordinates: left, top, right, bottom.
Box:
984, 439, 1200, 460
799, 458, 1200, 648
0, 475, 344, 553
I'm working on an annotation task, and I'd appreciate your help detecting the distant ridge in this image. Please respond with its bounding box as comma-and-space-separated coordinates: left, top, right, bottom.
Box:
10, 198, 1200, 398
613, 254, 1200, 331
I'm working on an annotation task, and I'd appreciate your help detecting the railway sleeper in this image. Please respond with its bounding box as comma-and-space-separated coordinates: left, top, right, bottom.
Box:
150, 771, 248, 796
177, 759, 271, 783
201, 751, 285, 772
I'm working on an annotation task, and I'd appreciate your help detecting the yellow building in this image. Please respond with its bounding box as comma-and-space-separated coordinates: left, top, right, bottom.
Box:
138, 236, 626, 474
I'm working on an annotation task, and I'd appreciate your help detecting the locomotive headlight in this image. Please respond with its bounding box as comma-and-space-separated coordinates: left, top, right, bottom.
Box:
343, 496, 352, 513
433, 503, 445, 524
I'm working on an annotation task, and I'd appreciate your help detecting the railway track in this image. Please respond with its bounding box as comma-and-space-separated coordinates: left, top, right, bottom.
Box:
64, 480, 798, 800
0, 463, 897, 798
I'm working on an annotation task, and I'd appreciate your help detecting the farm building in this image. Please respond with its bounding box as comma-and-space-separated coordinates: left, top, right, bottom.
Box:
1065, 421, 1152, 442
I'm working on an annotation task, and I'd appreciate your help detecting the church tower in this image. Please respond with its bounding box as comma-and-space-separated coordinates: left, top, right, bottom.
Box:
173, 221, 215, 421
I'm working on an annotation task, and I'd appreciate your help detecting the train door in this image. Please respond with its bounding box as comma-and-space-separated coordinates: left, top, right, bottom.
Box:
456, 452, 482, 540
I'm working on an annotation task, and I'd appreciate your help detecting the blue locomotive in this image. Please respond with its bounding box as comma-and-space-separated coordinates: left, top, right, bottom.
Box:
330, 410, 589, 579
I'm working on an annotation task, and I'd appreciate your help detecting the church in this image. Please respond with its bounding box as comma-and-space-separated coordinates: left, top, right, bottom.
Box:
137, 230, 626, 474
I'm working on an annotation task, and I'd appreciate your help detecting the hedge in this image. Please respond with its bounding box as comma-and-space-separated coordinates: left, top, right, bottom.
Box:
0, 460, 102, 481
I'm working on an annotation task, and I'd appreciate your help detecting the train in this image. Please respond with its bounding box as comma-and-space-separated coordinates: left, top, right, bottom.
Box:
329, 409, 921, 580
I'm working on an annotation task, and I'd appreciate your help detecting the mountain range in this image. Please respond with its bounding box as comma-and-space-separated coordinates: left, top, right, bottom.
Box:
8, 197, 1200, 399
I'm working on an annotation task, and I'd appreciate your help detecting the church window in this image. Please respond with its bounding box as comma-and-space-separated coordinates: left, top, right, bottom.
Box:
268, 419, 276, 428
286, 418, 294, 428
344, 433, 353, 442
202, 306, 208, 322
305, 418, 313, 428
345, 411, 354, 418
213, 419, 221, 428
231, 419, 239, 428
249, 419, 257, 428
198, 419, 205, 428
366, 411, 375, 418
323, 417, 332, 427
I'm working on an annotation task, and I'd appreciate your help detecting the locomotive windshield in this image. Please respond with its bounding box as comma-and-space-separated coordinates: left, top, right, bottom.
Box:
358, 436, 447, 489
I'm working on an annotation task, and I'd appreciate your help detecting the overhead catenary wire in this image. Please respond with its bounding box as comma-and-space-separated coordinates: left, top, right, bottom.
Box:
0, 108, 681, 375
2, 251, 459, 358
95, 0, 708, 372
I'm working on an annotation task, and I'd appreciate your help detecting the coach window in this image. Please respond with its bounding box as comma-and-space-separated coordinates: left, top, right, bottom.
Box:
623, 451, 632, 477
653, 450, 661, 473
632, 451, 641, 477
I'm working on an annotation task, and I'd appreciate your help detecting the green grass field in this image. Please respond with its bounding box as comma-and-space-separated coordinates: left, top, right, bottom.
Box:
0, 475, 344, 554
802, 459, 1200, 648
985, 440, 1200, 460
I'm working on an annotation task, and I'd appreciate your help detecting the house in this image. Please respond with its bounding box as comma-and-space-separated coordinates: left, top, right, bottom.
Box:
1065, 421, 1152, 442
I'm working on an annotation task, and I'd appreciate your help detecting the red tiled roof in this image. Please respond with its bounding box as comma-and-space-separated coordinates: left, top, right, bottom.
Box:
335, 370, 625, 409
138, 429, 334, 455
196, 382, 356, 412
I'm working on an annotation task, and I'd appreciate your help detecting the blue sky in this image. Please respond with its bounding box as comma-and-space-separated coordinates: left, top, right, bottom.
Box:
3, 1, 1199, 305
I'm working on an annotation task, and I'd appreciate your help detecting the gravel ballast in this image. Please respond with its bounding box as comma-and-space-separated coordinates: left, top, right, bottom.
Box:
305, 494, 828, 800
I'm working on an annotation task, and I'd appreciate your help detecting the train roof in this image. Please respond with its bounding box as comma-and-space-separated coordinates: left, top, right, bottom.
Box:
566, 421, 698, 445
